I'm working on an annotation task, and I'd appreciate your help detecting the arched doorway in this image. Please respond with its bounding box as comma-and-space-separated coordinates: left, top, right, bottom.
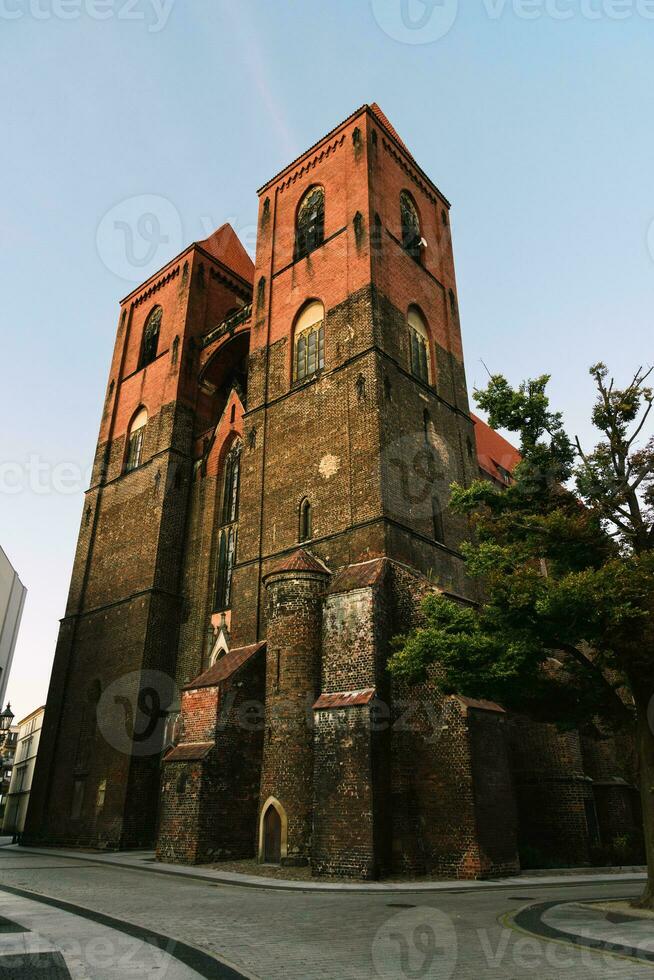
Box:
263, 805, 282, 864
258, 797, 288, 865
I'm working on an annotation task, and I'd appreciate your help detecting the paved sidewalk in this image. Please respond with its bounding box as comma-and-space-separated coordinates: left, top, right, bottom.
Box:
10, 844, 648, 893
0, 886, 244, 978
512, 899, 654, 967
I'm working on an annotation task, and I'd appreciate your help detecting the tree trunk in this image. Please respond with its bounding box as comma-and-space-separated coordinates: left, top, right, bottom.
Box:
634, 697, 654, 909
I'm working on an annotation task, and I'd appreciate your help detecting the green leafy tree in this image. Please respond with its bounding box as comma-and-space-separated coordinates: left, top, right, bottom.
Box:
390, 365, 654, 907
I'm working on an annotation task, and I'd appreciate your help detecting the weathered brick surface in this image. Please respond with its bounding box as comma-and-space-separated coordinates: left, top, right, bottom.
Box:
259, 569, 328, 865
509, 718, 595, 866
157, 648, 265, 864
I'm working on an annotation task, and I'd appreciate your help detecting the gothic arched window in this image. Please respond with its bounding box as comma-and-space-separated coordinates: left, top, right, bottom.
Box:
407, 307, 431, 385
215, 441, 241, 611
293, 301, 325, 382
295, 187, 325, 261
400, 191, 422, 262
214, 525, 237, 611
125, 407, 148, 473
221, 443, 241, 525
299, 498, 312, 542
139, 306, 162, 370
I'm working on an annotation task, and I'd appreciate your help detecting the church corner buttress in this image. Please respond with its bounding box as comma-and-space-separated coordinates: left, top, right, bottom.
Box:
25, 105, 643, 879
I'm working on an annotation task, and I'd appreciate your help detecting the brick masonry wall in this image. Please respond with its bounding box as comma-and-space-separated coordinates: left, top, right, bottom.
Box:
509, 717, 594, 866
312, 704, 380, 879
467, 707, 520, 876
157, 650, 265, 864
259, 570, 327, 865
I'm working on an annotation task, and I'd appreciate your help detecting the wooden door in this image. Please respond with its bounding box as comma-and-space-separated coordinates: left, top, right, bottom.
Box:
263, 805, 281, 864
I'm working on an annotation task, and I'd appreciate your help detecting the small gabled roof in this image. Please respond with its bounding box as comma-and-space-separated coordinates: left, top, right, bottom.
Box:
452, 695, 506, 715
263, 548, 331, 579
197, 223, 254, 285
164, 741, 214, 763
314, 689, 376, 710
327, 558, 388, 595
183, 641, 266, 690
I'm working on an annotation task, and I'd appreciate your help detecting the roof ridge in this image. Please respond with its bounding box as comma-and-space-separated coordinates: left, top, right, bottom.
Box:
263, 547, 331, 578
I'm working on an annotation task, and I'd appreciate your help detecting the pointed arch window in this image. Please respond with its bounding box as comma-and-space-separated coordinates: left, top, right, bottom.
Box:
221, 443, 241, 525
125, 408, 148, 473
400, 191, 422, 262
214, 525, 237, 611
295, 187, 325, 261
408, 307, 431, 385
299, 498, 312, 543
214, 441, 241, 611
139, 306, 162, 370
294, 301, 325, 382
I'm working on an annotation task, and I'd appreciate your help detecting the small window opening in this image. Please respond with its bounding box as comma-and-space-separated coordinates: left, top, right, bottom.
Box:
299, 498, 312, 542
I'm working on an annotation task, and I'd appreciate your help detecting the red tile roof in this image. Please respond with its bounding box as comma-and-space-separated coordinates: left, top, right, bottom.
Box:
327, 558, 387, 595
164, 741, 214, 762
197, 223, 254, 285
263, 548, 331, 579
369, 103, 411, 155
183, 641, 266, 690
313, 689, 376, 710
472, 413, 521, 485
452, 695, 506, 715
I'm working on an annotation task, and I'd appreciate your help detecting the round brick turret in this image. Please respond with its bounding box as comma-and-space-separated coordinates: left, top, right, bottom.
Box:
258, 549, 330, 866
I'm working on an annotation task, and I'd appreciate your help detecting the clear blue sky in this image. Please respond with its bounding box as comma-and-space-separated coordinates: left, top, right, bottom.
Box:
1, 0, 652, 721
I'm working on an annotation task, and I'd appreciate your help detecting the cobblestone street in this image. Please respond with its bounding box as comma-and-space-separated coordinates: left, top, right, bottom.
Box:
0, 847, 651, 978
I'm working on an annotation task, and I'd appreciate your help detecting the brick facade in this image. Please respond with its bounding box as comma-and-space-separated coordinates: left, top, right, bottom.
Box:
25, 104, 641, 877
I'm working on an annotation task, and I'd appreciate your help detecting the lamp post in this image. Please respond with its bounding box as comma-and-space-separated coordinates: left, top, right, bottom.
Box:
0, 704, 14, 733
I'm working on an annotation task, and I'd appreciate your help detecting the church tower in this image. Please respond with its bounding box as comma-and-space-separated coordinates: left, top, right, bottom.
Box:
232, 103, 478, 649
26, 227, 254, 848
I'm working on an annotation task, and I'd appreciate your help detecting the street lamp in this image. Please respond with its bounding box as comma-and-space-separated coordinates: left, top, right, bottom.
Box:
0, 704, 14, 732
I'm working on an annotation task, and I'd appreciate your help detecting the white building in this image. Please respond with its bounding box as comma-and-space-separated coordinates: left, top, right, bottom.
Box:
0, 547, 27, 709
2, 707, 45, 835
0, 722, 19, 823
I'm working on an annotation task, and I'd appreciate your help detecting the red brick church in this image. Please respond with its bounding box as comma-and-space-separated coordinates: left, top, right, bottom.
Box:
25, 104, 641, 878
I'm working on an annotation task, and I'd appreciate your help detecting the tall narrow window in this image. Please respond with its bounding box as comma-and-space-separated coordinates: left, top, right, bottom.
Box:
432, 497, 445, 544
400, 191, 422, 261
71, 778, 85, 820
423, 409, 431, 446
125, 408, 148, 473
214, 525, 237, 610
408, 307, 431, 385
295, 187, 325, 261
96, 779, 107, 814
221, 444, 241, 525
293, 301, 325, 382
299, 498, 312, 542
139, 306, 162, 370
214, 441, 241, 611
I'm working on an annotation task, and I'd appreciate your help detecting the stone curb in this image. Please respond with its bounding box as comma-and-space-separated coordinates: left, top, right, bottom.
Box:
9, 845, 648, 893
